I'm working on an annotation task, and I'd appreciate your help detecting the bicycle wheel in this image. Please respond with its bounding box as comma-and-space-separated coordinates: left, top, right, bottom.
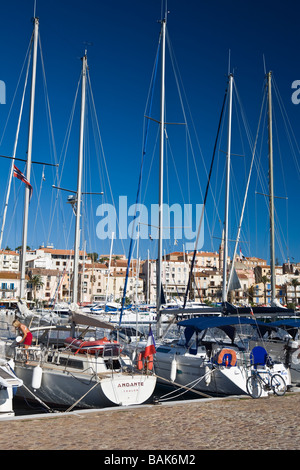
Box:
246, 375, 262, 398
271, 374, 287, 396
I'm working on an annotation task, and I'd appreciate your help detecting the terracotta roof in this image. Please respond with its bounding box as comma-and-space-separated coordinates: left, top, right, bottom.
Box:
86, 263, 108, 269
238, 273, 248, 279
27, 268, 65, 277
40, 248, 88, 257
0, 271, 29, 279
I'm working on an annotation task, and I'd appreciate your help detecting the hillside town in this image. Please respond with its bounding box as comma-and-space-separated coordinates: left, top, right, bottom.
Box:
0, 244, 299, 309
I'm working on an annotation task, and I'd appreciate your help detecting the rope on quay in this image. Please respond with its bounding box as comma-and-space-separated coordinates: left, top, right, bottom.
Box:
64, 380, 100, 413
153, 373, 213, 400
21, 383, 57, 413
21, 377, 101, 415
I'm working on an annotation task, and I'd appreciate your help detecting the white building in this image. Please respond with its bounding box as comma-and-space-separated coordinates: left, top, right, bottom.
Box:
26, 246, 91, 272
0, 271, 28, 305
0, 250, 19, 272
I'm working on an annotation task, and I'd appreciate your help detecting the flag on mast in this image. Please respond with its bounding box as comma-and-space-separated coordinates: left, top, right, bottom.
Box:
13, 165, 33, 201
144, 326, 156, 357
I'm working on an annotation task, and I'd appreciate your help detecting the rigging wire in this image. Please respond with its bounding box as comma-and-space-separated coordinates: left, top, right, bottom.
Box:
86, 70, 126, 256
0, 32, 34, 147
166, 29, 224, 247
183, 85, 228, 307
253, 74, 294, 264
0, 38, 33, 250
46, 72, 81, 247
226, 83, 267, 293
119, 28, 161, 323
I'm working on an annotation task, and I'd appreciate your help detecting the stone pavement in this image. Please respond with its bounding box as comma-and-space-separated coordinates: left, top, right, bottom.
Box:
1, 392, 300, 451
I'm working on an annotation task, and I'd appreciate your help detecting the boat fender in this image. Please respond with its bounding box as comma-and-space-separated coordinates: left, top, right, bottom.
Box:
291, 348, 300, 365
204, 365, 211, 385
131, 349, 137, 363
216, 348, 237, 367
31, 365, 43, 390
170, 357, 177, 382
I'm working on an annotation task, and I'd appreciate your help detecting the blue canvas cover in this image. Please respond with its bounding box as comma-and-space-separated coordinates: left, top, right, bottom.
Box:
179, 316, 259, 347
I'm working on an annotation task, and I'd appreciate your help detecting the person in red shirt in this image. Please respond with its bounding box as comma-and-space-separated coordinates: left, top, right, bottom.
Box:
12, 319, 33, 364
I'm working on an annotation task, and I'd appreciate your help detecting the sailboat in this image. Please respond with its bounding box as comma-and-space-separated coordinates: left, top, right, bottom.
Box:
154, 315, 291, 397
150, 36, 292, 396
2, 18, 156, 410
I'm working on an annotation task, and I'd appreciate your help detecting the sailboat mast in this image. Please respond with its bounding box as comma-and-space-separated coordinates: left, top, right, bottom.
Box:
156, 18, 166, 335
267, 71, 276, 303
20, 17, 39, 300
222, 73, 233, 303
73, 52, 87, 304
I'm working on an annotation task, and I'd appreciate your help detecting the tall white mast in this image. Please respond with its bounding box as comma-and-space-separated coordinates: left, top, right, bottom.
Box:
105, 232, 114, 303
222, 73, 233, 303
156, 17, 166, 337
20, 17, 39, 300
267, 71, 276, 303
73, 52, 87, 304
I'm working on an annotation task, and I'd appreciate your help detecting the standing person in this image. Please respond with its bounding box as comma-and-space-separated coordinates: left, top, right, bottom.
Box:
12, 319, 32, 364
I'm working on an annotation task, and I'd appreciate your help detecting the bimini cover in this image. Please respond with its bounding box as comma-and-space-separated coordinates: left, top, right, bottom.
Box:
267, 319, 300, 339
178, 316, 259, 346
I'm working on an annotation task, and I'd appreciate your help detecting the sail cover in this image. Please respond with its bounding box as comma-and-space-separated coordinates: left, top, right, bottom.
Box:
71, 311, 114, 329
228, 267, 241, 291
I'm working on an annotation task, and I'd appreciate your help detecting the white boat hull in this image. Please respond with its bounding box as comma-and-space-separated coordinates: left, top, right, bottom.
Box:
14, 363, 156, 408
154, 352, 248, 396
0, 360, 23, 418
154, 351, 291, 397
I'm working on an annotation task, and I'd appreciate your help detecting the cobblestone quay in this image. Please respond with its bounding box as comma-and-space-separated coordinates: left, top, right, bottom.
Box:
1, 393, 299, 451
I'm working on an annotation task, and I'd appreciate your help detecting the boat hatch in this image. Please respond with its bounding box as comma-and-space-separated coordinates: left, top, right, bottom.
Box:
58, 357, 84, 370
47, 354, 84, 370
156, 347, 171, 353
104, 358, 121, 370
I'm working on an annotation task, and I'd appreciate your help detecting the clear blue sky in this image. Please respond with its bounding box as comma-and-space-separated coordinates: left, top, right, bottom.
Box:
0, 0, 299, 265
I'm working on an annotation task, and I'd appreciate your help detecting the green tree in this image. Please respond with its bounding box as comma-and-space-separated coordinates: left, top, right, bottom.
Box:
88, 252, 98, 262
30, 274, 44, 302
261, 275, 270, 304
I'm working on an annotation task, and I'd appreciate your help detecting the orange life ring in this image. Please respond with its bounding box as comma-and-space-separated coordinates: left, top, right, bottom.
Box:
137, 352, 144, 370
216, 348, 237, 367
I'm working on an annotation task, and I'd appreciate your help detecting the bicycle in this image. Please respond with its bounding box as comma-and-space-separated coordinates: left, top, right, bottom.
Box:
246, 368, 287, 399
